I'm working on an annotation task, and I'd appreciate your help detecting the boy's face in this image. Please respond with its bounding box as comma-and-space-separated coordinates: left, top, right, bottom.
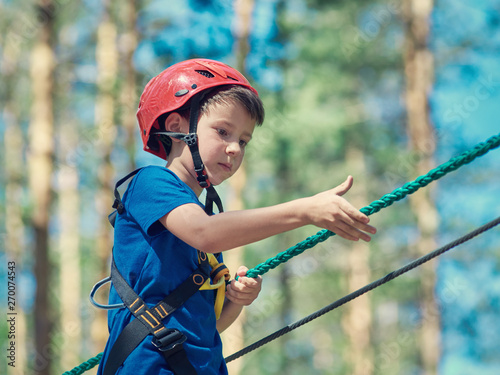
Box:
192, 101, 256, 187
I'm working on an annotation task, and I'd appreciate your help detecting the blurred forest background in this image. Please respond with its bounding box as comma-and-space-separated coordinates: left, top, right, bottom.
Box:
1, 0, 499, 374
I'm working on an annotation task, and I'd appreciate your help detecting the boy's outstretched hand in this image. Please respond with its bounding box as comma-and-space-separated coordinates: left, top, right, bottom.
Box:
226, 266, 262, 306
305, 175, 376, 242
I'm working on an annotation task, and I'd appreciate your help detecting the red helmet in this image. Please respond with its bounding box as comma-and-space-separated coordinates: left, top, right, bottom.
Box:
137, 58, 259, 160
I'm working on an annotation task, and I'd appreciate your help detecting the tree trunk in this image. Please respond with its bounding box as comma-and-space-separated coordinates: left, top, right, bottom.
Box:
402, 1, 440, 374
91, 0, 119, 353
221, 1, 255, 373
275, 138, 293, 374
56, 123, 82, 371
119, 0, 138, 171
28, 2, 56, 374
222, 165, 247, 375
273, 1, 294, 372
341, 146, 374, 375
4, 83, 29, 375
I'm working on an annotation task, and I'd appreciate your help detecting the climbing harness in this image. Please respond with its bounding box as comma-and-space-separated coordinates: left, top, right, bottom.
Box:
89, 168, 230, 375
66, 132, 500, 374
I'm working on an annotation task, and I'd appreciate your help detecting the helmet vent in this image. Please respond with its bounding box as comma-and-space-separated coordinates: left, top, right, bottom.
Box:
195, 70, 215, 78
227, 76, 238, 81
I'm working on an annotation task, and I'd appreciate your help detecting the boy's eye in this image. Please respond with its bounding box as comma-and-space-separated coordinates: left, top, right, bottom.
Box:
217, 128, 228, 137
239, 139, 248, 147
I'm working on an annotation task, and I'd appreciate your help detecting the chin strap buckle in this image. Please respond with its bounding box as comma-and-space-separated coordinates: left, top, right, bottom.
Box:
194, 165, 210, 188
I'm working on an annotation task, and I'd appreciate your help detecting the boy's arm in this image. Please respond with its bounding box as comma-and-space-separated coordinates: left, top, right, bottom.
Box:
160, 176, 376, 253
216, 299, 243, 333
217, 267, 262, 333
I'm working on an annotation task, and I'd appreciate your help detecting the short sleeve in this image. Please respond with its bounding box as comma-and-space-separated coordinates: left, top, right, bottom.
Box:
124, 166, 201, 237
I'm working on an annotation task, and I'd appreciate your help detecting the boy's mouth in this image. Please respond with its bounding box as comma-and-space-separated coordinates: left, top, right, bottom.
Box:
219, 163, 232, 172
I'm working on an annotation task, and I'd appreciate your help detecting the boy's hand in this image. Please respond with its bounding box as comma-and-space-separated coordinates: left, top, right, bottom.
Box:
306, 175, 376, 242
226, 266, 262, 306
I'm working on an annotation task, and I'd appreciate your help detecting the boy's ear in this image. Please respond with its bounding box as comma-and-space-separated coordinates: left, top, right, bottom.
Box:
165, 112, 188, 139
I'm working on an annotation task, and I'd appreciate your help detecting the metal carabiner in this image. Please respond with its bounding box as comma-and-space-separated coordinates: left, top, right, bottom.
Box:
89, 276, 125, 310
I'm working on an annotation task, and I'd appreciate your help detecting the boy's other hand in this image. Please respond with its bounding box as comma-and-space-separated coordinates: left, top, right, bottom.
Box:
305, 175, 376, 242
226, 266, 262, 306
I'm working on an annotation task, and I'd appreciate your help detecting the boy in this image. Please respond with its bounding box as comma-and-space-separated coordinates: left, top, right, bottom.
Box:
97, 59, 376, 375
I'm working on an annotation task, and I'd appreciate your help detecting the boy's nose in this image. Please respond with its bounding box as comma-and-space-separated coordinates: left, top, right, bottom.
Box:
226, 142, 241, 155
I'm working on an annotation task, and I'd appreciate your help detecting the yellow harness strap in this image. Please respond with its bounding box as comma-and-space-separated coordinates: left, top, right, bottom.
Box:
199, 253, 230, 319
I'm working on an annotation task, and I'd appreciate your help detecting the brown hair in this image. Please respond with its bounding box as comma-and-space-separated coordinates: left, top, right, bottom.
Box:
199, 85, 265, 126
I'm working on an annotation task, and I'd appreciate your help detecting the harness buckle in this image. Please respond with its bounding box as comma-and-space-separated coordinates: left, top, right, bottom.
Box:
197, 176, 210, 188
152, 329, 187, 353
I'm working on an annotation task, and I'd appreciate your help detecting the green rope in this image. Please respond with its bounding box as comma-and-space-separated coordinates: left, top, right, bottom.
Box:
62, 352, 103, 375
65, 132, 500, 374
245, 132, 500, 278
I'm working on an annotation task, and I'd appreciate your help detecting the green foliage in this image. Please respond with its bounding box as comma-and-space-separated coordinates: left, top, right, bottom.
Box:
241, 0, 419, 373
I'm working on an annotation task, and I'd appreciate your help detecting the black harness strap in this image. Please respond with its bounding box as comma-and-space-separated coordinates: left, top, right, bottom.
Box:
103, 255, 210, 375
108, 168, 144, 227
103, 319, 148, 374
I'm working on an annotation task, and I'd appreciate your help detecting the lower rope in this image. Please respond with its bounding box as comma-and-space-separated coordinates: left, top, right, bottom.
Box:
62, 352, 103, 375
65, 133, 500, 373
245, 132, 500, 278
226, 215, 500, 363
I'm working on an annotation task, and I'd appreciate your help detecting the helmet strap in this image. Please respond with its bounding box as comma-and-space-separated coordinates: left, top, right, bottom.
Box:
205, 186, 224, 216
154, 93, 224, 215
187, 94, 224, 215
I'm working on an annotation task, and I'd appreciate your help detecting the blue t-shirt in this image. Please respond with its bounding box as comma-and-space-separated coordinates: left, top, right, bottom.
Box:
97, 166, 227, 375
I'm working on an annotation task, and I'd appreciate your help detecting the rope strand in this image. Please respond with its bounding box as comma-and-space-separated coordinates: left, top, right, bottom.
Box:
62, 352, 103, 375
226, 215, 500, 362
